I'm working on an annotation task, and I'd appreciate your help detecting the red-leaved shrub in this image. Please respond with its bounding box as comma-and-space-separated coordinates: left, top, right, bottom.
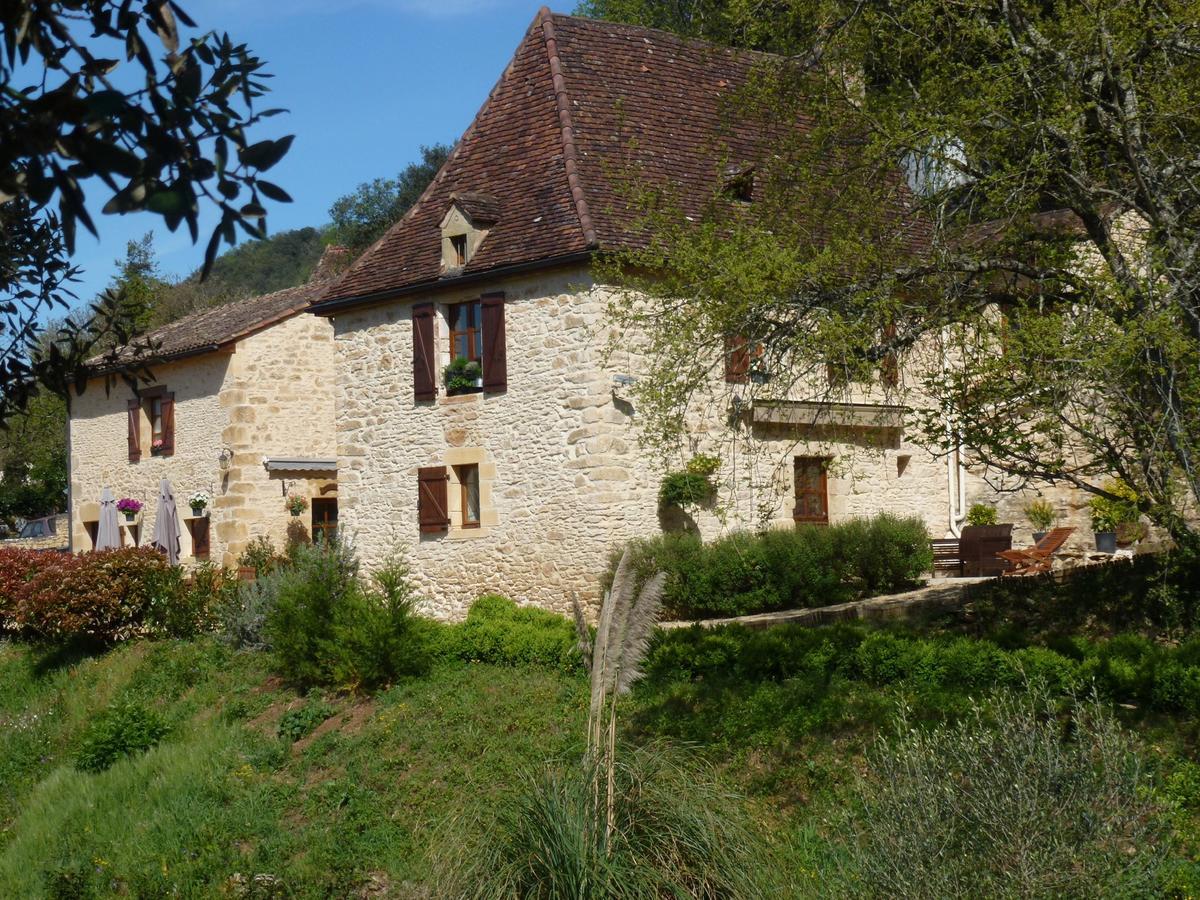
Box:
0, 548, 59, 635
6, 548, 184, 642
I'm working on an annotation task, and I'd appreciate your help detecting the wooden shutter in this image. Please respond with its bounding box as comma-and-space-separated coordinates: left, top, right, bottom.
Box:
724, 335, 750, 384
159, 393, 175, 457
793, 457, 829, 525
127, 399, 142, 462
188, 517, 210, 560
412, 303, 437, 401
481, 292, 507, 393
417, 466, 450, 533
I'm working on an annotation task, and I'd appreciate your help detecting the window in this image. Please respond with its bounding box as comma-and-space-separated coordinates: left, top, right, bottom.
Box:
450, 234, 467, 267
457, 464, 480, 528
150, 397, 164, 447
793, 457, 829, 525
449, 300, 482, 363
312, 498, 338, 544
128, 387, 174, 460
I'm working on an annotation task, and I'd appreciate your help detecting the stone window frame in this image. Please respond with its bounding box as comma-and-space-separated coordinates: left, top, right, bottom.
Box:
443, 447, 496, 539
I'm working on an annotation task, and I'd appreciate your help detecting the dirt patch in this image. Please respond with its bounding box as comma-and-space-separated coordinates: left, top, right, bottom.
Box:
292, 698, 376, 754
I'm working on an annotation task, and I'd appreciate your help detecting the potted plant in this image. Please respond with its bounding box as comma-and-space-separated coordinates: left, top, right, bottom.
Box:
443, 356, 483, 395
1089, 479, 1139, 553
965, 503, 998, 527
116, 497, 142, 522
188, 491, 211, 517
1023, 498, 1056, 543
286, 493, 309, 517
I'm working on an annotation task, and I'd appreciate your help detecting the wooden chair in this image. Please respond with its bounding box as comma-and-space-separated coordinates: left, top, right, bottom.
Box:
997, 527, 1075, 577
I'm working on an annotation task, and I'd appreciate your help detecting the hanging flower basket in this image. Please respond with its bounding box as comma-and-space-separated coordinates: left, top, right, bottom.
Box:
286, 493, 309, 517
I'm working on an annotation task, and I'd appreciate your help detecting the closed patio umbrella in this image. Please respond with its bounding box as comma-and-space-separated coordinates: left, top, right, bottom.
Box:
95, 487, 121, 551
151, 478, 181, 565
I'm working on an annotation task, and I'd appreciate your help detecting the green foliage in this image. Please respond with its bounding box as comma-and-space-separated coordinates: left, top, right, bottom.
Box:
238, 535, 282, 577
328, 144, 453, 252
611, 514, 932, 619
264, 543, 431, 692
1090, 479, 1141, 533
434, 595, 582, 672
965, 503, 999, 526
443, 356, 482, 394
75, 701, 169, 773
277, 699, 334, 743
0, 390, 67, 529
841, 689, 1167, 897
1023, 498, 1056, 531
440, 742, 772, 899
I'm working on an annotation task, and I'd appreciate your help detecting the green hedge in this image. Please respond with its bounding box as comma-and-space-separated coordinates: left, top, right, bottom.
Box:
648, 622, 1200, 716
608, 514, 933, 620
431, 595, 581, 672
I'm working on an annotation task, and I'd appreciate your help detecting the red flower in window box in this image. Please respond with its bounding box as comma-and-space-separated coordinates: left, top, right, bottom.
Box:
150, 438, 165, 454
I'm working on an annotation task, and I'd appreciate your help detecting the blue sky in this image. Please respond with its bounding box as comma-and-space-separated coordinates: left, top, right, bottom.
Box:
66, 0, 548, 308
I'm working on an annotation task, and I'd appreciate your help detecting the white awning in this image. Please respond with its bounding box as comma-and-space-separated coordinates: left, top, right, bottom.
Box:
262, 457, 338, 473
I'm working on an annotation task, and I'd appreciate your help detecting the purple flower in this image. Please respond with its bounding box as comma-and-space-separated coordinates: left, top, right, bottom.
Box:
116, 498, 143, 514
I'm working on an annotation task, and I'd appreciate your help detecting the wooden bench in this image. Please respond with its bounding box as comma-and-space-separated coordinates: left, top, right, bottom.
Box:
931, 538, 963, 577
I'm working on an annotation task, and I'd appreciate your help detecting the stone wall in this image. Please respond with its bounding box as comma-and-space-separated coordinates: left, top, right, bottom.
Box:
333, 266, 966, 620
68, 312, 337, 566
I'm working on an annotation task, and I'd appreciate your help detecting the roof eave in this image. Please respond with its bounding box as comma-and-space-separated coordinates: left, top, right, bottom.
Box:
83, 341, 233, 378
309, 249, 597, 317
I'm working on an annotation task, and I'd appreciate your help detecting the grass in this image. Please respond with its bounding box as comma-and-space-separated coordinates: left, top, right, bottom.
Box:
4, 572, 1200, 896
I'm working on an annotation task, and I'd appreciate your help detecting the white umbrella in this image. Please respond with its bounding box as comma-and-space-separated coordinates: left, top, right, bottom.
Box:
151, 478, 181, 565
95, 487, 121, 550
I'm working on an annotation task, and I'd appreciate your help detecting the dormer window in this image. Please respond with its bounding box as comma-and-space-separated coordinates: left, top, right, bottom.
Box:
440, 191, 499, 275
722, 165, 756, 202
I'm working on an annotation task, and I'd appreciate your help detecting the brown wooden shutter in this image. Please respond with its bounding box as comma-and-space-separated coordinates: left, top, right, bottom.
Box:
159, 393, 175, 457
724, 335, 750, 384
481, 292, 507, 393
412, 303, 437, 401
189, 518, 210, 560
127, 399, 142, 462
417, 466, 450, 533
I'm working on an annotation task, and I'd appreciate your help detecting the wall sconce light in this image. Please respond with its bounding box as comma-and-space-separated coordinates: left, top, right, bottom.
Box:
218, 447, 233, 471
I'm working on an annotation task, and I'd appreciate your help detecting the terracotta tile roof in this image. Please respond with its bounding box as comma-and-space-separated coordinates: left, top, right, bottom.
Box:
315, 9, 928, 310
86, 279, 328, 375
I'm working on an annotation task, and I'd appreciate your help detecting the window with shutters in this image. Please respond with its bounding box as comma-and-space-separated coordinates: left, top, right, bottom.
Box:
128, 387, 174, 460
793, 456, 830, 525
456, 464, 480, 528
724, 335, 763, 384
449, 301, 482, 364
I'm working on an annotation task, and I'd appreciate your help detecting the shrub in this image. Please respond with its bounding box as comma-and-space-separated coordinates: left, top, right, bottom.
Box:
435, 595, 581, 671
1024, 498, 1056, 531
840, 689, 1168, 897
147, 562, 229, 639
439, 742, 772, 899
264, 542, 432, 691
220, 568, 285, 651
332, 555, 432, 691
609, 514, 932, 619
1090, 478, 1141, 532
0, 548, 55, 635
13, 548, 184, 643
75, 701, 169, 773
965, 502, 998, 526
237, 535, 282, 577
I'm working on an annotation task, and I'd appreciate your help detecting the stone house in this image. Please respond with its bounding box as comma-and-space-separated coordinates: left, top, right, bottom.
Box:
68, 255, 346, 566
310, 10, 1008, 618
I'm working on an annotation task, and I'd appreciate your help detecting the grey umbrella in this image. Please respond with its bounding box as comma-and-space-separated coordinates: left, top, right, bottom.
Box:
151, 478, 181, 565
95, 487, 121, 551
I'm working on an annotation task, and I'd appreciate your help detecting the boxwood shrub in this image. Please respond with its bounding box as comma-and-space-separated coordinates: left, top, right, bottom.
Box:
608, 514, 933, 620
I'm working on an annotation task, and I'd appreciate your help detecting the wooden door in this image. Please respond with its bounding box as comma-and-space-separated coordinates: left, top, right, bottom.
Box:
793, 457, 829, 525
312, 498, 338, 544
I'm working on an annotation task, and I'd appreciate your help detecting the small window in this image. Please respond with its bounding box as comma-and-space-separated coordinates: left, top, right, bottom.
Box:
457, 464, 480, 528
449, 301, 482, 363
793, 457, 829, 525
312, 498, 338, 544
450, 234, 467, 267
150, 397, 164, 446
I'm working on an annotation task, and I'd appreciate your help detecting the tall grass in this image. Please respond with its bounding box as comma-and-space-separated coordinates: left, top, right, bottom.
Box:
441, 743, 771, 900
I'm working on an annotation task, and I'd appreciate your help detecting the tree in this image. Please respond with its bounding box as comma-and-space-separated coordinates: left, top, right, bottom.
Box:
593, 0, 1200, 546
328, 144, 452, 252
1, 0, 294, 426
